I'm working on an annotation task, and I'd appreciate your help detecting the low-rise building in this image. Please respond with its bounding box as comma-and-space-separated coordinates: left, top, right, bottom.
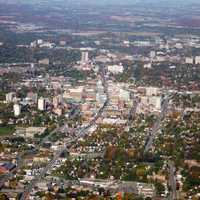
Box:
15, 127, 46, 138
107, 64, 124, 74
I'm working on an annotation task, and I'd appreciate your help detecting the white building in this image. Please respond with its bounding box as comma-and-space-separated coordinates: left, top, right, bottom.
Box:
138, 95, 162, 114
6, 92, 16, 103
16, 127, 46, 138
13, 104, 21, 117
96, 93, 107, 105
38, 97, 46, 111
185, 57, 193, 64
123, 40, 130, 46
38, 58, 49, 65
39, 42, 55, 48
195, 56, 200, 65
175, 43, 183, 49
146, 87, 159, 96
107, 64, 124, 74
137, 184, 155, 198
81, 51, 89, 64
144, 63, 152, 69
37, 39, 43, 45
150, 51, 156, 59
134, 41, 151, 47
102, 118, 126, 125
149, 96, 162, 111
63, 86, 84, 102
119, 89, 130, 101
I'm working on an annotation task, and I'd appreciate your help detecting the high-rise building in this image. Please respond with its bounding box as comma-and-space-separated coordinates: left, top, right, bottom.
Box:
37, 39, 43, 45
38, 97, 46, 111
13, 104, 21, 117
81, 51, 89, 64
30, 63, 35, 68
195, 56, 200, 65
150, 51, 156, 59
6, 92, 16, 103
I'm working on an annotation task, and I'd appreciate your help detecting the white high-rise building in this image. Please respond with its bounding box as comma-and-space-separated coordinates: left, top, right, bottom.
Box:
150, 51, 156, 59
38, 97, 46, 111
37, 39, 43, 45
81, 51, 89, 64
13, 104, 21, 117
6, 92, 16, 103
30, 63, 35, 68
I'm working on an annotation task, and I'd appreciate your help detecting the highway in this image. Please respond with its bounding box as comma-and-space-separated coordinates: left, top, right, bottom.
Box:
19, 69, 109, 200
144, 94, 171, 153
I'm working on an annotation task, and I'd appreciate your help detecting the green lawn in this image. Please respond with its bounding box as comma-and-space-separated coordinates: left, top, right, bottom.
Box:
0, 126, 15, 136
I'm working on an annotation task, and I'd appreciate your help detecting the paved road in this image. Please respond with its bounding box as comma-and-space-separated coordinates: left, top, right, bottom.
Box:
168, 161, 177, 200
144, 94, 171, 153
19, 69, 109, 200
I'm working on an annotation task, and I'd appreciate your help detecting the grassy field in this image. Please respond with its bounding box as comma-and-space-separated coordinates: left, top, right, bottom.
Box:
0, 126, 14, 136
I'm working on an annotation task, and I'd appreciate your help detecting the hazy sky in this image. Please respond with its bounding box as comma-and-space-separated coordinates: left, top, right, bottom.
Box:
51, 0, 200, 3
1, 0, 200, 6
49, 0, 199, 3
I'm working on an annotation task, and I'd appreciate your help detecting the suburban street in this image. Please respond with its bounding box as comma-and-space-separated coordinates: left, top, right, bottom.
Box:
0, 120, 70, 189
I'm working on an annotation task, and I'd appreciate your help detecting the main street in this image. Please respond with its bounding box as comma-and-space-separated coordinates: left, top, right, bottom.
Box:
20, 68, 109, 200
0, 68, 108, 191
143, 93, 177, 200
144, 94, 171, 153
